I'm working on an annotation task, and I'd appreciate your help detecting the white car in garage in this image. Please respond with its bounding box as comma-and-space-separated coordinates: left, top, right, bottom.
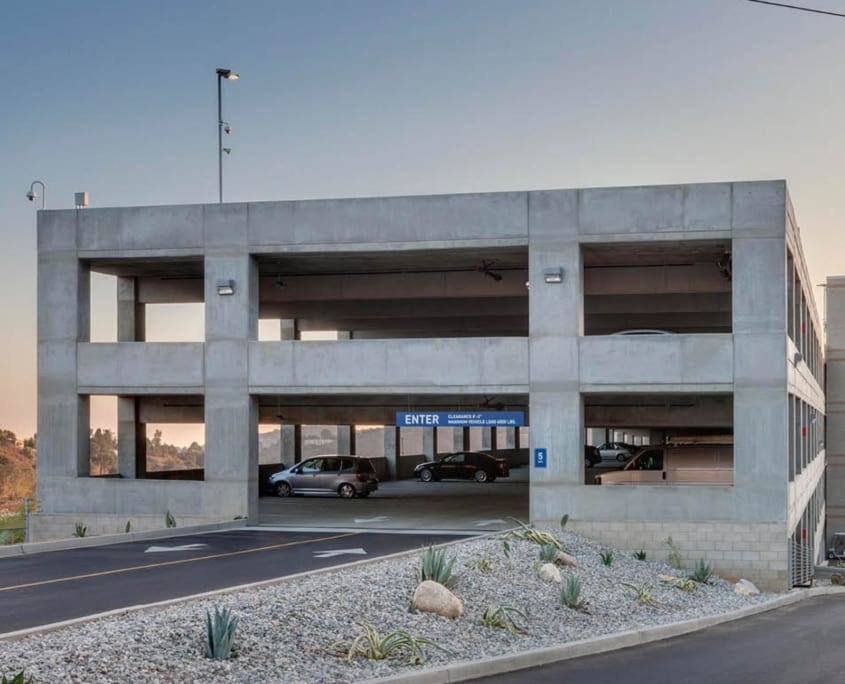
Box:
596, 442, 635, 462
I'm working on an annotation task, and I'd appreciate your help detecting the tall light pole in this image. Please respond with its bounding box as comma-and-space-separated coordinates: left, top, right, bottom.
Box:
216, 68, 239, 203
26, 180, 46, 209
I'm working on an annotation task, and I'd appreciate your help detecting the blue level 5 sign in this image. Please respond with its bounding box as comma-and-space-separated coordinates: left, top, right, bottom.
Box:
396, 411, 524, 427
534, 448, 548, 468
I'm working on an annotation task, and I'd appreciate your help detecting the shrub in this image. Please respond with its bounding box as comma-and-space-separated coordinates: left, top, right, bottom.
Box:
165, 511, 177, 528
418, 546, 457, 589
466, 555, 495, 574
332, 622, 451, 665
502, 539, 513, 569
560, 575, 587, 611
72, 522, 87, 538
508, 518, 563, 549
665, 536, 683, 569
1, 672, 32, 684
479, 605, 528, 634
204, 605, 239, 660
600, 550, 614, 567
124, 520, 131, 533
690, 558, 713, 584
538, 543, 559, 563
634, 550, 647, 561
559, 514, 569, 530
659, 574, 696, 592
622, 582, 659, 606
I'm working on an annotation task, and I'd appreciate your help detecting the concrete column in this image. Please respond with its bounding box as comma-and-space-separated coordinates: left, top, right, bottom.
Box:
490, 427, 498, 455
423, 427, 435, 459
281, 425, 296, 465
337, 426, 355, 454
732, 230, 788, 520
117, 397, 137, 478
527, 190, 583, 522
117, 277, 139, 477
204, 204, 259, 521
453, 428, 464, 452
37, 211, 91, 513
135, 422, 147, 478
383, 426, 398, 481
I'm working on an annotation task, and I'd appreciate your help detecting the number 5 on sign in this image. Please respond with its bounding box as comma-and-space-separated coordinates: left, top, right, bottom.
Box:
534, 448, 547, 468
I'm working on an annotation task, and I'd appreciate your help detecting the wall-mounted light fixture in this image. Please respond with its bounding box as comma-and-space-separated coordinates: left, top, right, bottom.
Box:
793, 351, 804, 366
543, 267, 563, 284
216, 279, 236, 296
75, 191, 89, 208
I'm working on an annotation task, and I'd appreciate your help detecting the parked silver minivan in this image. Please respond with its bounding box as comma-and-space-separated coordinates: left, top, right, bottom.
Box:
267, 456, 379, 498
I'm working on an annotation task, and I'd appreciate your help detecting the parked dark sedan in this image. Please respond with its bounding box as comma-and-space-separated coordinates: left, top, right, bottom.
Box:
414, 451, 510, 483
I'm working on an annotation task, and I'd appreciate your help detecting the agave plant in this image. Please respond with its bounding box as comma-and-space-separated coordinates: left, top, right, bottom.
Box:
538, 543, 559, 563
508, 517, 563, 549
690, 558, 714, 584
560, 575, 588, 611
622, 582, 659, 606
633, 550, 647, 561
332, 622, 451, 665
479, 605, 528, 634
1, 672, 32, 684
600, 550, 614, 567
418, 546, 458, 589
72, 522, 87, 538
204, 605, 239, 660
165, 510, 177, 529
659, 573, 696, 592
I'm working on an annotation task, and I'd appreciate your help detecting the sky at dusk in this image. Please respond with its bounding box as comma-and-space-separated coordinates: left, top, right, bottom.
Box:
2, 0, 845, 441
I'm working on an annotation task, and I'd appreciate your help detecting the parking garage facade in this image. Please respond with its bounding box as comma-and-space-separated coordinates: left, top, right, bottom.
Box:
36, 180, 824, 589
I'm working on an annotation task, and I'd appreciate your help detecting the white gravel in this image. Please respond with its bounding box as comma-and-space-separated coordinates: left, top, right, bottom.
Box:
0, 527, 776, 683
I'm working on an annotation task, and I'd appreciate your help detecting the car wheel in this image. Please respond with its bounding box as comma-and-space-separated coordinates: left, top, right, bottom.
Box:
474, 470, 489, 483
275, 482, 291, 497
616, 453, 627, 462
419, 468, 434, 482
338, 483, 356, 498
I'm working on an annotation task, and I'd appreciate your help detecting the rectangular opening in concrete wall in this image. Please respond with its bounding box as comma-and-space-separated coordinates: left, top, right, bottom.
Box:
400, 428, 424, 456
582, 241, 732, 335
89, 395, 117, 475
145, 303, 205, 342
145, 424, 205, 476
584, 393, 733, 485
254, 247, 528, 340
90, 272, 117, 342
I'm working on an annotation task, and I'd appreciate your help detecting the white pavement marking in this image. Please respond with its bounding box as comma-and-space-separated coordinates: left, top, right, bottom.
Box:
144, 543, 208, 553
474, 519, 507, 527
314, 548, 368, 559
353, 516, 389, 524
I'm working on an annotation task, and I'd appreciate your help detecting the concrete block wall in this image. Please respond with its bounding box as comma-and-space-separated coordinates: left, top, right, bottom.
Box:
567, 519, 788, 591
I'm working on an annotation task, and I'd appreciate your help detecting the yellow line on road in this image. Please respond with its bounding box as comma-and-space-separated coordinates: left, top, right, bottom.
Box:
0, 531, 359, 593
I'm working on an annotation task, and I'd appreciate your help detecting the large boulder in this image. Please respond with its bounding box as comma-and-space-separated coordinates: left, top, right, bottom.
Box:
556, 551, 577, 567
538, 563, 561, 584
413, 580, 463, 618
734, 579, 760, 596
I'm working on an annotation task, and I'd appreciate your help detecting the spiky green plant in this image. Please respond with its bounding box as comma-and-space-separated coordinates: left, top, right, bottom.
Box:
1, 672, 32, 684
204, 605, 239, 660
124, 520, 131, 533
466, 555, 495, 574
665, 536, 683, 569
622, 582, 659, 606
508, 517, 563, 549
165, 510, 177, 528
538, 543, 559, 563
559, 514, 570, 530
502, 539, 513, 569
634, 550, 647, 561
600, 550, 614, 567
559, 575, 587, 611
479, 605, 528, 634
659, 574, 697, 592
690, 558, 713, 584
332, 622, 451, 665
418, 546, 457, 589
72, 522, 87, 538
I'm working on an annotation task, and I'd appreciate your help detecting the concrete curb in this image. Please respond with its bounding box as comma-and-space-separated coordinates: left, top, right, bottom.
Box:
362, 586, 845, 684
0, 519, 248, 557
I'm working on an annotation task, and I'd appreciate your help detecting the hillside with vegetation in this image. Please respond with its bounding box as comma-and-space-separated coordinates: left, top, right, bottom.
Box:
0, 429, 36, 513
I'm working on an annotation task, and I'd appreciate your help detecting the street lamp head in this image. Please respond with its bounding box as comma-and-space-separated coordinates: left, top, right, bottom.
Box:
222, 122, 232, 134
26, 190, 36, 202
216, 68, 239, 80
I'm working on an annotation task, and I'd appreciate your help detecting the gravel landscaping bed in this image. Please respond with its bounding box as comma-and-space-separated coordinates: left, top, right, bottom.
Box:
0, 526, 776, 683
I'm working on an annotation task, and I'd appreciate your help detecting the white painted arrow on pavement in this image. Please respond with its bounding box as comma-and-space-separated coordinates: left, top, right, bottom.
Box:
353, 516, 389, 524
144, 543, 208, 553
314, 548, 368, 559
474, 519, 507, 527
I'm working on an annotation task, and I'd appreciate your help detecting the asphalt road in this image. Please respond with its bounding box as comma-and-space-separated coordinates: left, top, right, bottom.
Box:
0, 529, 467, 634
480, 594, 845, 684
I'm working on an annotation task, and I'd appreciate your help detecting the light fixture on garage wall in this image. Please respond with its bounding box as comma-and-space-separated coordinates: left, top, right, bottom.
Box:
793, 351, 803, 366
543, 267, 563, 284
216, 279, 236, 296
